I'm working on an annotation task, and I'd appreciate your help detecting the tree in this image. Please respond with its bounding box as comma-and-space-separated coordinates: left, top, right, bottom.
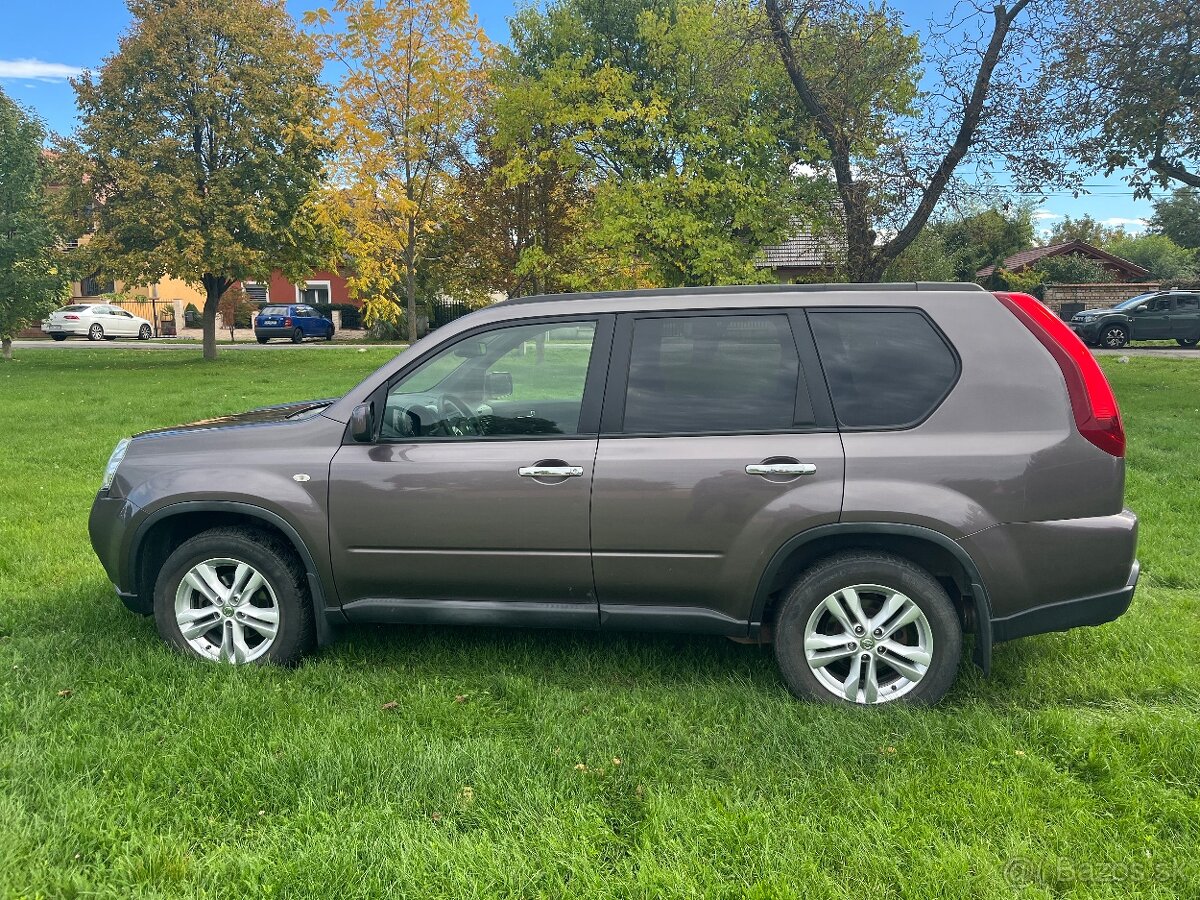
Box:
763, 0, 1061, 282
1107, 234, 1198, 282
70, 0, 331, 359
0, 91, 70, 360
217, 283, 254, 341
1044, 214, 1124, 247
308, 0, 490, 340
937, 205, 1034, 281
1150, 188, 1200, 249
1044, 0, 1199, 195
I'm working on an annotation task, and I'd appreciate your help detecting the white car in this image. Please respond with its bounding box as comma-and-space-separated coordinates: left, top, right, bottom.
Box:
42, 304, 154, 342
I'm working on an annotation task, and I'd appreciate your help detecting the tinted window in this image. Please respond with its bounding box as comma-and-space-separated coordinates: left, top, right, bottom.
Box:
622, 314, 802, 434
1174, 294, 1199, 311
261, 306, 291, 316
810, 310, 957, 428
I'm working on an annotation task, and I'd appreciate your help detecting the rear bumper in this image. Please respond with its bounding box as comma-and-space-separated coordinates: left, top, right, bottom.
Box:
254, 326, 295, 339
43, 322, 88, 335
991, 559, 1138, 642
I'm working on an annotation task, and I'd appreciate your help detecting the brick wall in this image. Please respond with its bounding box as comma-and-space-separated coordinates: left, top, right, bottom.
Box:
1043, 282, 1160, 312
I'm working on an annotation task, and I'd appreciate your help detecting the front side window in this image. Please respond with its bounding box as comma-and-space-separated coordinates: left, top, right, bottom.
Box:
380, 320, 597, 440
621, 314, 802, 434
809, 310, 958, 429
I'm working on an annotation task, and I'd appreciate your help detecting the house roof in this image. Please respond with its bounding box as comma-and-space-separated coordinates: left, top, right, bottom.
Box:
758, 222, 846, 271
976, 239, 1151, 279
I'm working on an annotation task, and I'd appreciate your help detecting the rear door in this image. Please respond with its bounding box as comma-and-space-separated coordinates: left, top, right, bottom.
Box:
1172, 293, 1200, 340
590, 309, 845, 632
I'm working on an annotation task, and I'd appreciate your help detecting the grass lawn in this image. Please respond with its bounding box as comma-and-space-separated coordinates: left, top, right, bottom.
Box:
1, 349, 1198, 898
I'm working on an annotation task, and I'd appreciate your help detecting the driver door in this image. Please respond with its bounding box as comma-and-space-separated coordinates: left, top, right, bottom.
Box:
328, 316, 612, 619
1132, 297, 1173, 339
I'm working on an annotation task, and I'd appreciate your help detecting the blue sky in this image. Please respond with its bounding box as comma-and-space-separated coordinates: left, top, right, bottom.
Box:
0, 0, 1158, 237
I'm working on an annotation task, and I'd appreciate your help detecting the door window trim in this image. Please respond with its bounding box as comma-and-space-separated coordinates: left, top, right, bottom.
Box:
346, 313, 615, 445
599, 308, 837, 438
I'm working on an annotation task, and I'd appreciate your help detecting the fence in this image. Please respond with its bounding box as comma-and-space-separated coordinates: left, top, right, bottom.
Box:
1043, 283, 1160, 314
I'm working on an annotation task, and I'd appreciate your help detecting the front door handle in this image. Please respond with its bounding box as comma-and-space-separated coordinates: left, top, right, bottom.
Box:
746, 462, 817, 477
519, 465, 584, 478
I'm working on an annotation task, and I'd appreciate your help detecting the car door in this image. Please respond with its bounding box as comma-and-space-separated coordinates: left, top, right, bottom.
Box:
590, 309, 845, 633
1131, 296, 1173, 339
328, 315, 613, 622
1172, 293, 1200, 340
297, 306, 317, 336
112, 308, 137, 336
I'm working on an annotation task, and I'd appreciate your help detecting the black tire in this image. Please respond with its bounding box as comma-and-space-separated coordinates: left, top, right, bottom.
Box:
256, 335, 269, 344
153, 526, 315, 666
88, 323, 104, 341
291, 328, 304, 344
138, 324, 152, 340
773, 551, 962, 706
1177, 337, 1198, 348
1099, 324, 1128, 349
325, 324, 335, 341
51, 333, 67, 342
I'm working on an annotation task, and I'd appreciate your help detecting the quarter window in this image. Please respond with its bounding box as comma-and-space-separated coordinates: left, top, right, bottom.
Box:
809, 310, 958, 428
621, 314, 803, 434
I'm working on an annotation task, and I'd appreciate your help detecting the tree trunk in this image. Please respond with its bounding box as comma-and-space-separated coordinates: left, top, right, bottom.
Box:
201, 274, 229, 360
1, 337, 11, 361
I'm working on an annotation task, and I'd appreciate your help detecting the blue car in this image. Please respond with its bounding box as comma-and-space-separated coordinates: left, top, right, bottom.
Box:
254, 304, 335, 344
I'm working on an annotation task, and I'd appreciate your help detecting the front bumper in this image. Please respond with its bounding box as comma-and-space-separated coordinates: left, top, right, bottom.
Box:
89, 491, 141, 597
1069, 320, 1101, 341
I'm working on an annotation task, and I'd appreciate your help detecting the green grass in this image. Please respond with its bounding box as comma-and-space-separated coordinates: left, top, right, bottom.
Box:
1, 349, 1198, 898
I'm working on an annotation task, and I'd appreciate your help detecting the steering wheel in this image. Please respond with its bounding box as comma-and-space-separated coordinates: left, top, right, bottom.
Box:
438, 393, 479, 437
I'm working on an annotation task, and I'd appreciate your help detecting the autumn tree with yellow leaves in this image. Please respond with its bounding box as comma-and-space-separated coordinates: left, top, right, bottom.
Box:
307, 0, 490, 340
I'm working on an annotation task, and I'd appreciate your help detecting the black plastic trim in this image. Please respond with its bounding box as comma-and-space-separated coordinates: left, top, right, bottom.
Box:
598, 604, 748, 636
748, 522, 994, 673
341, 597, 600, 630
990, 561, 1138, 643
128, 501, 339, 647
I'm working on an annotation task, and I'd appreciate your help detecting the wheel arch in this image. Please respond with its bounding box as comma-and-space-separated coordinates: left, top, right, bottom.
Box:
129, 501, 336, 646
750, 523, 993, 673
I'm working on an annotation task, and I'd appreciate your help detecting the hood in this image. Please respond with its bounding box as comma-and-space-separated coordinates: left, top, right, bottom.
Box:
133, 398, 337, 439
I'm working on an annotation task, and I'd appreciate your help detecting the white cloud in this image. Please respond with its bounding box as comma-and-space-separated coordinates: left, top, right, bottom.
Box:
0, 59, 83, 82
1032, 210, 1064, 221
1102, 217, 1147, 230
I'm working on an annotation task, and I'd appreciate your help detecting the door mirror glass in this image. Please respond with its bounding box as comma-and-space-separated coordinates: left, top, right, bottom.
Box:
485, 371, 514, 398
350, 402, 374, 442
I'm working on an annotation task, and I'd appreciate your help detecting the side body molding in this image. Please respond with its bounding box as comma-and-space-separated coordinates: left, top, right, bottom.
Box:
129, 500, 342, 646
748, 522, 994, 673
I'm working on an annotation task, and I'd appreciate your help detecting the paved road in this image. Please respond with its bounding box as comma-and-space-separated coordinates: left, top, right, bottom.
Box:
11, 339, 408, 351
1093, 347, 1200, 360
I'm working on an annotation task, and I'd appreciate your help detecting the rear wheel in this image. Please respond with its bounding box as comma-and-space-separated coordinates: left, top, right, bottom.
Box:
138, 324, 152, 340
773, 552, 962, 706
291, 328, 304, 344
153, 526, 314, 666
1100, 324, 1128, 349
51, 333, 67, 342
1177, 337, 1198, 348
88, 323, 104, 341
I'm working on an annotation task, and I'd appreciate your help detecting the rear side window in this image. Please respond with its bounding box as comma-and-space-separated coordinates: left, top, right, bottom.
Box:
1174, 294, 1199, 310
622, 314, 803, 434
809, 310, 958, 428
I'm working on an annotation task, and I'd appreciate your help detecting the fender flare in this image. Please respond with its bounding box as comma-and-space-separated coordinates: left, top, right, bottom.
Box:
749, 522, 993, 674
129, 500, 338, 647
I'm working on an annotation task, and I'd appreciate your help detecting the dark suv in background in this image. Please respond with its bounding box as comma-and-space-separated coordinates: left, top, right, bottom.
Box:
90, 284, 1138, 706
1070, 290, 1200, 349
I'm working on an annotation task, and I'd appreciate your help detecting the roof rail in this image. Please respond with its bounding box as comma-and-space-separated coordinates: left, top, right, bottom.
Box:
496, 282, 986, 306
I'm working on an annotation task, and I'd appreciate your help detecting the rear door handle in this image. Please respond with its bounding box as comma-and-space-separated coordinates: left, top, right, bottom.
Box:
519, 465, 584, 478
745, 463, 817, 477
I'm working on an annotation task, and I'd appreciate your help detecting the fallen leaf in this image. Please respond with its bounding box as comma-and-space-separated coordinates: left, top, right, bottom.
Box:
574, 763, 588, 771
612, 757, 622, 766
381, 701, 399, 711
454, 694, 468, 704
57, 689, 72, 698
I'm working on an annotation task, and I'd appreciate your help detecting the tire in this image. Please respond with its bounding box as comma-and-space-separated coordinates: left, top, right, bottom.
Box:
138, 324, 152, 340
257, 335, 269, 344
325, 324, 335, 341
291, 328, 304, 344
773, 551, 962, 706
88, 323, 104, 341
1099, 324, 1128, 349
1177, 337, 1198, 348
153, 526, 315, 666
51, 333, 67, 342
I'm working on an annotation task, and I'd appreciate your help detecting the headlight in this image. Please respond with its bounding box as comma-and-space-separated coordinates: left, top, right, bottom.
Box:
101, 438, 131, 491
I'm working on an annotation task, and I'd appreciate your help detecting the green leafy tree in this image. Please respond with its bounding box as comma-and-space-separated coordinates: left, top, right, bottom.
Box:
1150, 188, 1200, 249
1107, 234, 1198, 282
1044, 0, 1199, 195
70, 0, 331, 359
1044, 214, 1124, 247
0, 91, 70, 360
938, 205, 1035, 281
1001, 254, 1110, 291
763, 0, 1062, 282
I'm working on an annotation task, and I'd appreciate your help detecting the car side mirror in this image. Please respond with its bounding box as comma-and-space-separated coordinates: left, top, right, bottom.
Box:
350, 402, 374, 443
485, 371, 514, 398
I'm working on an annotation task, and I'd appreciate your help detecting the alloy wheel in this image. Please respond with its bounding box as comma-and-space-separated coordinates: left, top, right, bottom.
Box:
173, 557, 280, 663
802, 583, 933, 704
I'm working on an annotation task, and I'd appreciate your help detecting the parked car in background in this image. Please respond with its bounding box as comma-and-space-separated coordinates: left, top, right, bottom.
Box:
42, 304, 154, 342
1070, 290, 1200, 349
253, 305, 335, 343
90, 284, 1137, 707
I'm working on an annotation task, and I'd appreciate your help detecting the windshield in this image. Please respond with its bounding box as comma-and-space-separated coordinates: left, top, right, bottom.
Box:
1114, 293, 1157, 310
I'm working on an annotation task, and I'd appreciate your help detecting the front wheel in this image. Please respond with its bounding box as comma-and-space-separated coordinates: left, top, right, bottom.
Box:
138, 324, 152, 340
1100, 324, 1128, 349
153, 526, 314, 666
1177, 337, 1198, 348
325, 324, 335, 341
773, 552, 962, 706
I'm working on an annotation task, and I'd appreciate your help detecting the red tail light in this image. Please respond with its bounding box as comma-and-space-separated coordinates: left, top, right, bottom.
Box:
64, 314, 79, 320
994, 291, 1125, 457
283, 317, 292, 326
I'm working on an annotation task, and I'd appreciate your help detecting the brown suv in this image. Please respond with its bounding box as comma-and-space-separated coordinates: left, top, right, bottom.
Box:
89, 284, 1138, 705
